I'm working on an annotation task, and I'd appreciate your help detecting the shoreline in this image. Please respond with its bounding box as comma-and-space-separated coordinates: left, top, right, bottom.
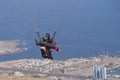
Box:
0, 40, 120, 79
0, 55, 120, 80
0, 40, 25, 55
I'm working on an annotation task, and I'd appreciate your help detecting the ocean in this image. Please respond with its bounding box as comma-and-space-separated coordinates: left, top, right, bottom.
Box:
108, 68, 120, 76
0, 0, 120, 61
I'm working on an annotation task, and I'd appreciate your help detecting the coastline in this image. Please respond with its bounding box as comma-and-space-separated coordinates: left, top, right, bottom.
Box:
0, 40, 120, 79
0, 55, 120, 80
0, 40, 25, 55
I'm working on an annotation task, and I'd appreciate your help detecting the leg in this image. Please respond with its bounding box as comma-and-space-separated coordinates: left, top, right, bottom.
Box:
40, 49, 48, 58
48, 50, 53, 60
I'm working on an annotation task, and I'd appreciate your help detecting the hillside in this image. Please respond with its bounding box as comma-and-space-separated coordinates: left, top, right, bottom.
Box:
0, 55, 120, 80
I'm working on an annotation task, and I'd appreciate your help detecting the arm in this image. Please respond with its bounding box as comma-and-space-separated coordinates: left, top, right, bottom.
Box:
52, 31, 56, 39
35, 39, 41, 46
35, 38, 46, 46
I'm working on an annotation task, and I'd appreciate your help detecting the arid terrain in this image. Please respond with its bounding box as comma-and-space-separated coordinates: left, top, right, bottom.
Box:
0, 40, 24, 55
0, 75, 47, 80
0, 55, 120, 80
0, 40, 120, 80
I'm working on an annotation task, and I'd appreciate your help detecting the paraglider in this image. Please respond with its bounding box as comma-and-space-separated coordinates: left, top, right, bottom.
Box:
35, 31, 60, 60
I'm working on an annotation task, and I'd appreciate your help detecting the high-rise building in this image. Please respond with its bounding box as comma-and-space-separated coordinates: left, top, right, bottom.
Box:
93, 65, 107, 80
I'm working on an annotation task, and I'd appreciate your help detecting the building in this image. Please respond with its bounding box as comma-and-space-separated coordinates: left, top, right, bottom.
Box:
93, 65, 107, 80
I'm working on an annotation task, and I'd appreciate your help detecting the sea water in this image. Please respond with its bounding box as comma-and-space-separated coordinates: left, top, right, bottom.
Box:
108, 68, 120, 76
0, 0, 120, 61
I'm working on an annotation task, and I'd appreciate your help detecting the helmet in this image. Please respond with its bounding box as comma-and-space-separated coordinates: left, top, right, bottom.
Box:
46, 33, 50, 37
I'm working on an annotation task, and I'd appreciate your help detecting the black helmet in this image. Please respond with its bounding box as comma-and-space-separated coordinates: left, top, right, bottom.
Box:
46, 33, 50, 37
